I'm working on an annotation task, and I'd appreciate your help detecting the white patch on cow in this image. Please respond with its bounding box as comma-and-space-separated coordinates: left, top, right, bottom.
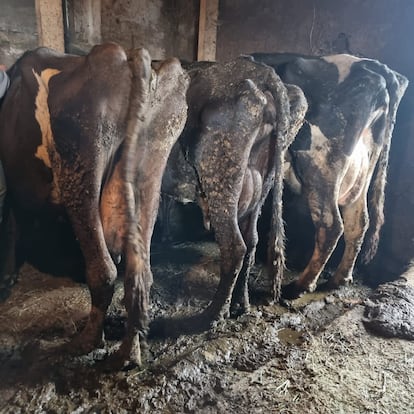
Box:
338, 106, 386, 206
284, 123, 330, 195
150, 69, 157, 94
33, 67, 61, 202
365, 105, 389, 132
338, 139, 369, 205
33, 68, 61, 167
322, 54, 361, 84
309, 123, 329, 151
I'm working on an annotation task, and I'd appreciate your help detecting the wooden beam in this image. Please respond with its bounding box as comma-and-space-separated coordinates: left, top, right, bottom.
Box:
197, 0, 219, 61
35, 0, 65, 52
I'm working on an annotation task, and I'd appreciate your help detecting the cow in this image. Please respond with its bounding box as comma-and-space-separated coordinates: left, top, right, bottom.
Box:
0, 43, 189, 368
251, 52, 408, 299
152, 57, 307, 336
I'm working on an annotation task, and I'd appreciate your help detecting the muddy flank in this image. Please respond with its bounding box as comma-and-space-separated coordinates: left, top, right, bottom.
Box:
0, 241, 413, 413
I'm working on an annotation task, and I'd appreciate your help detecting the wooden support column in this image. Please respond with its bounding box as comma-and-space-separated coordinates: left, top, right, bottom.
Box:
197, 0, 219, 61
35, 0, 65, 52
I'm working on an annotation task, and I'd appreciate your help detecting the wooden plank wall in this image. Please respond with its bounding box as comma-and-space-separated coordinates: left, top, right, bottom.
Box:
197, 0, 219, 61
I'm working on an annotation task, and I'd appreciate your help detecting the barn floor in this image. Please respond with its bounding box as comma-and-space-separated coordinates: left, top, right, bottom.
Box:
0, 241, 413, 413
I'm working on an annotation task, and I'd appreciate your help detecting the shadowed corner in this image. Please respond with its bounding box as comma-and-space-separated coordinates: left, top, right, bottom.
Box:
280, 280, 306, 301
0, 282, 14, 302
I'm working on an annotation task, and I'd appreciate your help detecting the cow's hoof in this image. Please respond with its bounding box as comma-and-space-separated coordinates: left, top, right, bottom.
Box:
281, 281, 305, 301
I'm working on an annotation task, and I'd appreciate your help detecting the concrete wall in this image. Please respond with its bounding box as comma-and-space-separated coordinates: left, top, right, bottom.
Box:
0, 0, 64, 65
67, 0, 199, 61
0, 1, 198, 63
100, 0, 198, 61
217, 0, 414, 68
0, 0, 38, 67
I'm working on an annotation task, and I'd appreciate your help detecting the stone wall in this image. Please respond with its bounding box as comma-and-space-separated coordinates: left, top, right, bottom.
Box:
67, 0, 199, 60
217, 0, 414, 69
0, 0, 38, 67
0, 0, 199, 63
100, 0, 198, 61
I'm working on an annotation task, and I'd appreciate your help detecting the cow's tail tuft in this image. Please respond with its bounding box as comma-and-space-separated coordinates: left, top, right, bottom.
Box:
360, 65, 408, 264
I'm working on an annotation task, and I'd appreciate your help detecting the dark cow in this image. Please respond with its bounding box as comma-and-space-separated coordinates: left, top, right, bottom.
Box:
251, 53, 408, 299
0, 43, 189, 367
155, 57, 307, 335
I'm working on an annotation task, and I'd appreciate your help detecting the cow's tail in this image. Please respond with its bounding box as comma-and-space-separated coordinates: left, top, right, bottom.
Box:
360, 65, 408, 264
268, 125, 286, 302
264, 70, 306, 302
122, 47, 153, 342
361, 134, 390, 264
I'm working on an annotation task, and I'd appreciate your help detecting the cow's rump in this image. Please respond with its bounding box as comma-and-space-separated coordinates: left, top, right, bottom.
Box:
0, 43, 189, 368
252, 52, 408, 298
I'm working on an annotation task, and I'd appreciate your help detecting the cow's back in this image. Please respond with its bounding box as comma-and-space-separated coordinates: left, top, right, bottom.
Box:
0, 44, 190, 367
0, 44, 131, 213
0, 44, 134, 278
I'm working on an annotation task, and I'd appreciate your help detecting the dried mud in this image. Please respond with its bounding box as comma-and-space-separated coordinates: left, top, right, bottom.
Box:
0, 241, 413, 413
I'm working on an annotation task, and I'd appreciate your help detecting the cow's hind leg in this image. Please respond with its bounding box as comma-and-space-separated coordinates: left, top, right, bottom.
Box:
207, 214, 247, 321
99, 171, 151, 369
113, 237, 150, 368
196, 82, 266, 324
105, 54, 189, 368
148, 195, 247, 337
149, 78, 266, 338
329, 191, 369, 288
149, 211, 246, 338
71, 216, 116, 354
60, 175, 116, 355
231, 210, 260, 316
283, 188, 344, 299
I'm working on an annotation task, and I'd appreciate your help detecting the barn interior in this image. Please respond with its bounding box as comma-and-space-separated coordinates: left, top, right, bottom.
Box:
0, 1, 414, 412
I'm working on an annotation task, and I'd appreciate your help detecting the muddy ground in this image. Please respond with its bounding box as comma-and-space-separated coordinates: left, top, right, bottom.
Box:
0, 240, 413, 413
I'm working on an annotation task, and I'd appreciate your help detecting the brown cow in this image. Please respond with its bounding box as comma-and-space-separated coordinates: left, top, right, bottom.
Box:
154, 58, 307, 336
0, 43, 189, 368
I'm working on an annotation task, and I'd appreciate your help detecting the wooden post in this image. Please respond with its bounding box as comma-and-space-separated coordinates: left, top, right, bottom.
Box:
35, 0, 65, 52
197, 0, 219, 61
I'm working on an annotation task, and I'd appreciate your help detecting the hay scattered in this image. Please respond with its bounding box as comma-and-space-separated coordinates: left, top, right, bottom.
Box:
0, 264, 90, 341
0, 244, 413, 413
